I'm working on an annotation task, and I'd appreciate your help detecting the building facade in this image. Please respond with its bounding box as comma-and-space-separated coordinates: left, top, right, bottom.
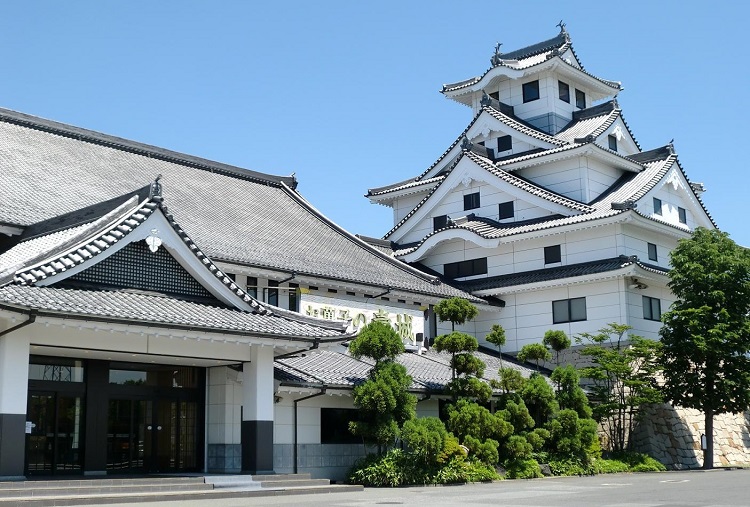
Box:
368, 26, 714, 353
0, 108, 495, 479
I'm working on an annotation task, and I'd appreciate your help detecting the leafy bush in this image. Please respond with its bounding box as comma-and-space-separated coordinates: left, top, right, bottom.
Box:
547, 457, 590, 476
503, 435, 533, 461
592, 458, 630, 474
401, 417, 448, 464
348, 450, 499, 486
464, 435, 499, 465
504, 458, 543, 479
525, 428, 550, 452
435, 457, 500, 484
610, 451, 666, 472
437, 434, 466, 464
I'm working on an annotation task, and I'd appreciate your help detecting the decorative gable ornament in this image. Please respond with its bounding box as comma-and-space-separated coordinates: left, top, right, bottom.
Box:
145, 228, 163, 253
665, 168, 685, 191
612, 125, 623, 141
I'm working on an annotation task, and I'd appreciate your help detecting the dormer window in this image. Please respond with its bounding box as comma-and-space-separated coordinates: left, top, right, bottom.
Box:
523, 80, 540, 103
497, 135, 512, 152
575, 89, 586, 109
558, 81, 570, 103
498, 201, 514, 220
653, 197, 662, 216
433, 215, 448, 231
608, 135, 618, 152
464, 192, 480, 211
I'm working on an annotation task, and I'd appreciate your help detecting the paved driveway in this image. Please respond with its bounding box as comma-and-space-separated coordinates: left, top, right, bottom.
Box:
86, 469, 750, 507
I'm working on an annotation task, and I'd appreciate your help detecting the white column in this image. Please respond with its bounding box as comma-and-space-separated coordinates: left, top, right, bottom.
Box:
241, 345, 275, 473
0, 327, 30, 478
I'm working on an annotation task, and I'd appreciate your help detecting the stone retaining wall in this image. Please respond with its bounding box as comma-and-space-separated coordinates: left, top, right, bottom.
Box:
633, 404, 750, 468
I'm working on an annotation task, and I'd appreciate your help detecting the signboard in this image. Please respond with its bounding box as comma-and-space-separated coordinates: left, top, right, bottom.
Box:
300, 293, 424, 345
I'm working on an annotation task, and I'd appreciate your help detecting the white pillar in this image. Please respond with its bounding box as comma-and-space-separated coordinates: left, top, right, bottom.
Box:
0, 329, 30, 478
241, 346, 275, 473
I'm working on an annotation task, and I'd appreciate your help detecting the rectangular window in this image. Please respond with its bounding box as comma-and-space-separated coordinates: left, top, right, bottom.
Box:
575, 89, 586, 109
643, 296, 662, 321
678, 207, 687, 224
544, 245, 562, 264
558, 81, 570, 103
444, 258, 488, 279
268, 280, 278, 306
288, 283, 299, 312
464, 192, 480, 211
321, 408, 360, 444
498, 201, 514, 220
522, 80, 540, 103
648, 243, 658, 262
552, 297, 587, 324
29, 357, 85, 382
497, 135, 512, 152
246, 277, 258, 298
433, 215, 448, 231
608, 135, 618, 152
653, 197, 662, 216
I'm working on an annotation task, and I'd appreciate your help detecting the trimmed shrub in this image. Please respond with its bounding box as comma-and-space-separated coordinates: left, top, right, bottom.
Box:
504, 458, 543, 479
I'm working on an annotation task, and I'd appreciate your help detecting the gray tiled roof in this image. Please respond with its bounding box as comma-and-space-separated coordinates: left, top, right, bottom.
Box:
0, 284, 347, 339
456, 256, 669, 292
393, 152, 685, 256
274, 344, 538, 392
0, 108, 479, 303
441, 32, 620, 94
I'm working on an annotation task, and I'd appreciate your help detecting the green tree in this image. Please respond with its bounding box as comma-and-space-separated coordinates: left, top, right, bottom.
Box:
551, 365, 592, 419
349, 321, 416, 451
543, 330, 571, 366
401, 417, 449, 465
349, 320, 405, 365
519, 373, 558, 427
660, 227, 750, 469
434, 297, 478, 331
486, 324, 507, 365
517, 343, 552, 371
577, 323, 662, 453
492, 367, 527, 396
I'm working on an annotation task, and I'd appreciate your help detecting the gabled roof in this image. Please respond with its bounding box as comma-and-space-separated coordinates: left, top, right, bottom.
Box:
382, 148, 593, 240
370, 100, 637, 202
0, 184, 355, 341
394, 149, 695, 258
441, 29, 621, 95
274, 343, 538, 392
0, 108, 480, 303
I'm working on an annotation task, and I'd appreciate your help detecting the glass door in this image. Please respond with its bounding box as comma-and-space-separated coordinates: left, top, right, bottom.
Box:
107, 398, 197, 473
26, 392, 84, 474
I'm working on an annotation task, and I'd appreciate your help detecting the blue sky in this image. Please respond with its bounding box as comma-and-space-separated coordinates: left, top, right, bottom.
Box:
1, 2, 748, 246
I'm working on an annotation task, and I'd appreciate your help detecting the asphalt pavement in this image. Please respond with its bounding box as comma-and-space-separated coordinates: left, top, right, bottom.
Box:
84, 469, 750, 507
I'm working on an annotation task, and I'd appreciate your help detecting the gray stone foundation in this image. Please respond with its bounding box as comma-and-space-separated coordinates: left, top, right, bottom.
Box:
273, 443, 371, 481
207, 444, 242, 473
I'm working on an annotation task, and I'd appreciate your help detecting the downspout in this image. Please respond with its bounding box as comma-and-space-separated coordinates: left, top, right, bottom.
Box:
0, 310, 37, 337
293, 387, 326, 474
274, 339, 319, 361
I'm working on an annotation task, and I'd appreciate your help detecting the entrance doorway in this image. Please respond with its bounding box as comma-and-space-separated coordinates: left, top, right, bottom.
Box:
26, 392, 85, 474
107, 398, 199, 472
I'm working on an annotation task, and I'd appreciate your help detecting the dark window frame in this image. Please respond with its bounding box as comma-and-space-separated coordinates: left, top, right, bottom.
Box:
608, 135, 618, 152
463, 192, 480, 211
444, 258, 488, 279
643, 296, 662, 321
552, 297, 587, 324
433, 215, 448, 231
522, 80, 540, 103
648, 243, 658, 262
678, 207, 687, 224
575, 89, 586, 109
498, 201, 514, 220
497, 135, 512, 153
558, 81, 570, 103
268, 280, 279, 306
653, 197, 662, 216
321, 408, 360, 444
544, 245, 562, 264
246, 276, 258, 299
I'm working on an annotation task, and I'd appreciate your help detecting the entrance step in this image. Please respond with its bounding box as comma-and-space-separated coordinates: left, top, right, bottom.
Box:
0, 475, 363, 506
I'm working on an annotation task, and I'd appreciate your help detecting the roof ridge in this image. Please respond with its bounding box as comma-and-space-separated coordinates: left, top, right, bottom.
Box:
0, 107, 297, 189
